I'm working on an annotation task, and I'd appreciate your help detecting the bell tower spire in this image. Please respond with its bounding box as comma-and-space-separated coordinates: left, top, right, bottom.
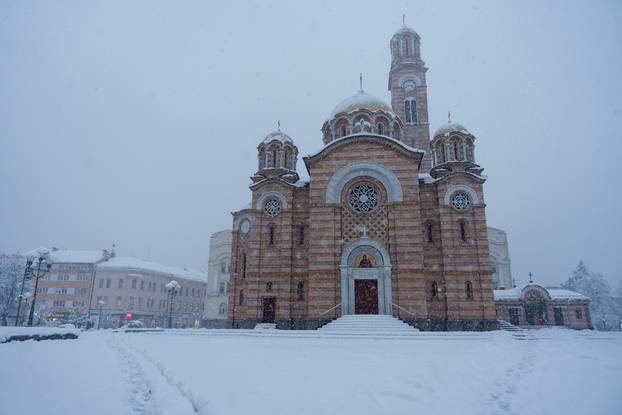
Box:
388, 22, 431, 171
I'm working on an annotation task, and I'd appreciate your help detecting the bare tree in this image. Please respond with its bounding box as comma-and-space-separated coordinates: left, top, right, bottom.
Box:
0, 254, 27, 326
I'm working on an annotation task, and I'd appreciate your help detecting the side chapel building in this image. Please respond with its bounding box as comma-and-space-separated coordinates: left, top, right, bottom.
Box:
226, 24, 589, 331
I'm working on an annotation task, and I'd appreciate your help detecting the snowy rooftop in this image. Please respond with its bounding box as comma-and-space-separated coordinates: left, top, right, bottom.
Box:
433, 121, 470, 137
494, 284, 589, 301
96, 256, 207, 283
261, 130, 294, 145
305, 132, 424, 159
328, 89, 394, 119
48, 249, 107, 264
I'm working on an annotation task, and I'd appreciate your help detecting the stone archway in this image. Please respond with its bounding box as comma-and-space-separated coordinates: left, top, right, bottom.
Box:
340, 238, 392, 315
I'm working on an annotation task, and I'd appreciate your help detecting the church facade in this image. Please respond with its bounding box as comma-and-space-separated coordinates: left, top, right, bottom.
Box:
227, 24, 498, 331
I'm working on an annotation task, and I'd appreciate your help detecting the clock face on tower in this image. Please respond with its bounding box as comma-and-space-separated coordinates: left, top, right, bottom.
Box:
240, 219, 250, 234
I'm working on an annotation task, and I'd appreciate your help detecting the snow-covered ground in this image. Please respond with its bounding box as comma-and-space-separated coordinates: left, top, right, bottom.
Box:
0, 328, 620, 415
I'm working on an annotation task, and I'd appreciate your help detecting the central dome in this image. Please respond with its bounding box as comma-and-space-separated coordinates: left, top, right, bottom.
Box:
329, 90, 394, 119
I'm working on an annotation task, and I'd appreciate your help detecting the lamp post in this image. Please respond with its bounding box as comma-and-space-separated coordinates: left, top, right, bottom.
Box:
165, 280, 180, 329
97, 300, 105, 329
24, 248, 51, 327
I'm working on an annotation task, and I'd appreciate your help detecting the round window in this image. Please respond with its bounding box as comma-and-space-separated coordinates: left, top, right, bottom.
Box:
348, 183, 379, 213
451, 191, 472, 211
240, 219, 251, 234
263, 197, 282, 217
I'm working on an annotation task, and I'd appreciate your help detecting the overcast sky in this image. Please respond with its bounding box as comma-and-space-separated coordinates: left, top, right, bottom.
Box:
1, 0, 621, 287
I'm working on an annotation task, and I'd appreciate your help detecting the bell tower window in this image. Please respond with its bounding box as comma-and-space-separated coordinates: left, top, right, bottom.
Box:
404, 98, 417, 124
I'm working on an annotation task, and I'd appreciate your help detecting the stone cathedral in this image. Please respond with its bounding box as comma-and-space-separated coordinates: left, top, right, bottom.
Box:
227, 24, 498, 331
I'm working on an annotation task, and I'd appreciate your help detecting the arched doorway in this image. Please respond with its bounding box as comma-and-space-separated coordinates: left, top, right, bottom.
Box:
522, 287, 549, 326
340, 238, 392, 315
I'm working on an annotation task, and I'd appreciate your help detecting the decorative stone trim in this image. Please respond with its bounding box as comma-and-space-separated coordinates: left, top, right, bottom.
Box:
326, 162, 404, 204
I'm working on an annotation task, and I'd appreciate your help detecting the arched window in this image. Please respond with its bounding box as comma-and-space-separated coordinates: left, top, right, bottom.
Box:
218, 302, 226, 315
431, 281, 438, 298
377, 123, 383, 135
575, 308, 583, 320
284, 149, 291, 169
239, 290, 245, 305
453, 141, 460, 160
459, 221, 467, 243
269, 224, 275, 245
266, 281, 273, 292
404, 36, 410, 55
404, 98, 417, 124
426, 222, 433, 243
241, 253, 247, 279
297, 281, 304, 300
299, 223, 305, 245
465, 281, 473, 299
341, 125, 347, 137
272, 148, 278, 168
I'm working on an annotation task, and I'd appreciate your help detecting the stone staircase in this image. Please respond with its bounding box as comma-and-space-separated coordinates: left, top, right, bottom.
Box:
317, 314, 419, 336
497, 320, 522, 332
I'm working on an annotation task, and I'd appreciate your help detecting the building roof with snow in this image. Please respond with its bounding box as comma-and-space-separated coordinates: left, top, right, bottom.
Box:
48, 249, 108, 264
494, 283, 589, 302
96, 256, 207, 283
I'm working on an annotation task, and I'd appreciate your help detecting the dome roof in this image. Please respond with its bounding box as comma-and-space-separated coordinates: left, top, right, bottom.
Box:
261, 129, 294, 145
433, 121, 470, 137
329, 90, 394, 119
393, 24, 420, 38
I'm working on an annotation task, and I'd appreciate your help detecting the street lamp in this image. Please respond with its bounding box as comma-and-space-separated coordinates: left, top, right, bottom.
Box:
97, 300, 105, 330
23, 248, 51, 327
165, 280, 180, 329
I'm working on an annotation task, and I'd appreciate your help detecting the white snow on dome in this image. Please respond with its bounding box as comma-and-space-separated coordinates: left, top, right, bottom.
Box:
393, 25, 419, 37
433, 121, 470, 137
329, 90, 394, 119
262, 130, 294, 145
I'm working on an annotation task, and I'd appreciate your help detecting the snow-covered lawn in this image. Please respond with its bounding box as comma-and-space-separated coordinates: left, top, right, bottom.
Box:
0, 328, 620, 415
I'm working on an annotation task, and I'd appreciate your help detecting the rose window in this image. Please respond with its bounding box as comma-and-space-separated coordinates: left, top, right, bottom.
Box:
348, 183, 379, 213
451, 192, 472, 211
263, 197, 282, 217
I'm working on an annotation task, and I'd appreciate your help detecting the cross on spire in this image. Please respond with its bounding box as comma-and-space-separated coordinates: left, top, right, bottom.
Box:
277, 120, 281, 131
448, 111, 452, 123
403, 14, 406, 26
528, 272, 534, 283
359, 73, 363, 91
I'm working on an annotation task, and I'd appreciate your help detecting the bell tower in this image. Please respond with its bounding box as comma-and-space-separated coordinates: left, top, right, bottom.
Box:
388, 19, 432, 171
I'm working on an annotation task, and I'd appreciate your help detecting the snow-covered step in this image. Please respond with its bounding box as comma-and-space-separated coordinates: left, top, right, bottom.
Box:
318, 315, 419, 336
254, 323, 277, 330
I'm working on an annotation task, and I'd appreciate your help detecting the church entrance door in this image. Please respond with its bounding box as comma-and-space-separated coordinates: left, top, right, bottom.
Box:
262, 297, 276, 323
354, 280, 378, 314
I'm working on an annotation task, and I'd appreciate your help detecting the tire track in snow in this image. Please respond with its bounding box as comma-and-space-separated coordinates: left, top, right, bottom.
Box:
108, 335, 200, 415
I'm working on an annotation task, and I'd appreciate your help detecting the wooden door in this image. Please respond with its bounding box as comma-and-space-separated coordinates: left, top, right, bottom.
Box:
354, 279, 379, 314
262, 297, 276, 323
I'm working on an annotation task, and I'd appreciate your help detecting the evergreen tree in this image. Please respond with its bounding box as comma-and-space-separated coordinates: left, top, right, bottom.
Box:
562, 261, 621, 330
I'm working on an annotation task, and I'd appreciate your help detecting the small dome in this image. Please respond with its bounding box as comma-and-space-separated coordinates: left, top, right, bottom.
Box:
393, 24, 420, 38
261, 129, 294, 145
433, 121, 470, 137
329, 90, 394, 119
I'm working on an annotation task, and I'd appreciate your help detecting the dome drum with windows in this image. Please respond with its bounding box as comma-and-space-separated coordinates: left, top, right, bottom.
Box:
429, 120, 483, 178
321, 89, 404, 144
253, 129, 300, 184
